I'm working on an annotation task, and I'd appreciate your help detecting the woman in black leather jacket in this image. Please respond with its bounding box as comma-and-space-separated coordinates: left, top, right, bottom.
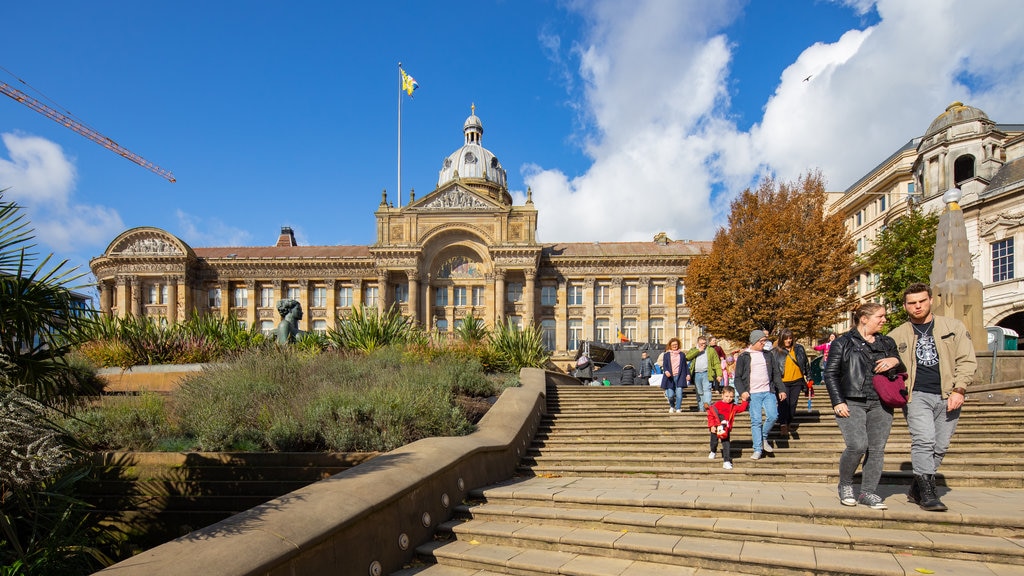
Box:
824, 302, 903, 511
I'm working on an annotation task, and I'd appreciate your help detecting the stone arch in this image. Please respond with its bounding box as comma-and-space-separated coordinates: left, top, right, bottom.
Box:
954, 154, 976, 187
990, 310, 1024, 350
420, 227, 493, 279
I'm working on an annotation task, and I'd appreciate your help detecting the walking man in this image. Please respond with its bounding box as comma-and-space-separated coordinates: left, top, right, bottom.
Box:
686, 335, 722, 411
889, 283, 977, 511
734, 330, 784, 459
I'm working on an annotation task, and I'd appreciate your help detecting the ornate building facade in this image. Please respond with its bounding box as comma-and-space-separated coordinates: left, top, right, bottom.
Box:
89, 110, 711, 361
827, 102, 1024, 338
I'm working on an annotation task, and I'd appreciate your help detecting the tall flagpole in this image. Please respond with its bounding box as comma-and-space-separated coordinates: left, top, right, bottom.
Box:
397, 62, 402, 209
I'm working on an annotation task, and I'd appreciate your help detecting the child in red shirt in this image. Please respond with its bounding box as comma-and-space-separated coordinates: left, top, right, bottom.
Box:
707, 386, 750, 469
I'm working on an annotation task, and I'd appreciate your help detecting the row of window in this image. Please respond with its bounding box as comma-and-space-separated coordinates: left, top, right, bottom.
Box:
202, 281, 689, 310
208, 286, 379, 309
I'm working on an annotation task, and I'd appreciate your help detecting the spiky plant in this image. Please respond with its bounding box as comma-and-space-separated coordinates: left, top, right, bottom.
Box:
487, 319, 550, 373
327, 305, 422, 353
453, 314, 489, 344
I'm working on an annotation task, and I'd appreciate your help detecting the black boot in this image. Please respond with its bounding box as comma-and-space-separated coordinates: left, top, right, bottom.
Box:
916, 474, 947, 512
906, 476, 921, 504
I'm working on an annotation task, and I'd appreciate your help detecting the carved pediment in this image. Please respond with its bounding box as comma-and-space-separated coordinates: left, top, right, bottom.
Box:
106, 227, 190, 258
412, 185, 497, 211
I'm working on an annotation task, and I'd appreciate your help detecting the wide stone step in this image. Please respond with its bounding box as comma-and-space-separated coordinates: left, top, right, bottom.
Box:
407, 480, 1024, 576
521, 453, 1024, 472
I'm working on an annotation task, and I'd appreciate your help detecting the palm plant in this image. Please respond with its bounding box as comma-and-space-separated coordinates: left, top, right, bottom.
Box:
1, 190, 115, 573
487, 319, 550, 373
0, 195, 99, 407
453, 314, 489, 344
327, 304, 422, 353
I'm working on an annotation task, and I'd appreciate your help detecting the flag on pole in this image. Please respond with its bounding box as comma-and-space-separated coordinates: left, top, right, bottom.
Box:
400, 68, 419, 97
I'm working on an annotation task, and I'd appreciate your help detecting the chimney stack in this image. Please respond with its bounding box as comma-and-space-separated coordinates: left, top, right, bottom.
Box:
276, 226, 297, 247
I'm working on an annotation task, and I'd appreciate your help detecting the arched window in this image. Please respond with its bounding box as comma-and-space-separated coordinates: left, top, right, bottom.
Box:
954, 154, 975, 186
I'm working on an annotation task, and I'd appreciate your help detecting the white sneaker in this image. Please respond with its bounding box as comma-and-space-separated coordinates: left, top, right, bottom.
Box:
750, 451, 763, 460
668, 408, 675, 413
708, 452, 716, 459
723, 462, 733, 470
762, 441, 774, 454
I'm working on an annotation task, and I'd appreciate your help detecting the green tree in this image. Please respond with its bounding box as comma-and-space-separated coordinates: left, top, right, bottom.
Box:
1, 191, 115, 574
864, 208, 939, 328
686, 172, 855, 342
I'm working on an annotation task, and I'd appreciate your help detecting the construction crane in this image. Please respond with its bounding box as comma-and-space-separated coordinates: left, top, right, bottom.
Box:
1, 80, 175, 183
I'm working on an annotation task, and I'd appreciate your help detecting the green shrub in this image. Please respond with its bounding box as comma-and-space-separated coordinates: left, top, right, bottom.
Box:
64, 393, 173, 451
327, 305, 423, 353
487, 320, 551, 373
73, 314, 268, 368
453, 314, 489, 343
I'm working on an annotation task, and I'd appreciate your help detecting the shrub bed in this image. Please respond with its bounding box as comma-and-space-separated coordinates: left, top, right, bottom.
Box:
66, 347, 517, 453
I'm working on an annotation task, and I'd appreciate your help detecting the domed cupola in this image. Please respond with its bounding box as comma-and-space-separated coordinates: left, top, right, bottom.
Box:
924, 102, 992, 139
437, 105, 509, 198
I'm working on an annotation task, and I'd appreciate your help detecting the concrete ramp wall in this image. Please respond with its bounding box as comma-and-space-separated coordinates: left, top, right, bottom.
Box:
96, 368, 558, 576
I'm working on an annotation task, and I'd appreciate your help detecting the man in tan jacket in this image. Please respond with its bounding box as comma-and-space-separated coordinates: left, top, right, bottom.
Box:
889, 282, 977, 512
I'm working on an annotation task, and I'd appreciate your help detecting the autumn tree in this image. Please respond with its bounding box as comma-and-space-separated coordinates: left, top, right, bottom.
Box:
864, 207, 939, 328
686, 172, 855, 343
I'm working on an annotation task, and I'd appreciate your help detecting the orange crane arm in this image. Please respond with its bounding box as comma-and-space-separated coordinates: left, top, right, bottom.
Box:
1, 81, 175, 183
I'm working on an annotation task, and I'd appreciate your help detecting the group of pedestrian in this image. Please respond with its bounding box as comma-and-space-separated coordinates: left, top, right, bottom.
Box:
824, 282, 976, 512
575, 281, 977, 513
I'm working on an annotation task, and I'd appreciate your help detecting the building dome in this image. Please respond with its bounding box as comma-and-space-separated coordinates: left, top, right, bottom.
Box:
437, 105, 507, 190
924, 102, 990, 139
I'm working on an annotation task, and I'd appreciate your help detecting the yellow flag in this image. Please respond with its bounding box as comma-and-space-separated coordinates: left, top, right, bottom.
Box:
400, 68, 419, 97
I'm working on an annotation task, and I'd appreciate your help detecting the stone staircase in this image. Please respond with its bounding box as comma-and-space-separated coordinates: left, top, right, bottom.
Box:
396, 384, 1024, 575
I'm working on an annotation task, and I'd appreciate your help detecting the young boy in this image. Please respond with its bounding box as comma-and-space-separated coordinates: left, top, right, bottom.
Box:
707, 386, 749, 469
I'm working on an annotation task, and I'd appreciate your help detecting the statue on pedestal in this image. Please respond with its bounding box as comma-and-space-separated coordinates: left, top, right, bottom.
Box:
275, 299, 304, 344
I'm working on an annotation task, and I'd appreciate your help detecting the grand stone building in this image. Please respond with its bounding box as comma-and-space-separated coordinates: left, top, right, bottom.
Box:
90, 109, 711, 360
828, 102, 1024, 339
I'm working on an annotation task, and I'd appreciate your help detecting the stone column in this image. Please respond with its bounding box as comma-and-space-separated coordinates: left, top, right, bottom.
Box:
424, 275, 434, 329
353, 278, 363, 309
667, 276, 679, 341
297, 279, 309, 332
407, 271, 420, 326
494, 269, 506, 326
114, 276, 128, 318
130, 276, 142, 317
166, 276, 178, 325
217, 280, 229, 322
377, 271, 388, 315
245, 279, 257, 329
99, 281, 113, 316
584, 277, 596, 339
325, 279, 337, 328
555, 279, 567, 353
611, 276, 624, 338
524, 269, 536, 326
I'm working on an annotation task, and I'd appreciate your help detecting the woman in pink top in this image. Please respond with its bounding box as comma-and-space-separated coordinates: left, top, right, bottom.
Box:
659, 337, 689, 413
814, 332, 837, 373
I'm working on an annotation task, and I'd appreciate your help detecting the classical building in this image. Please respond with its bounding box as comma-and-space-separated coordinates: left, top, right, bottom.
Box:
89, 109, 711, 361
828, 102, 1024, 339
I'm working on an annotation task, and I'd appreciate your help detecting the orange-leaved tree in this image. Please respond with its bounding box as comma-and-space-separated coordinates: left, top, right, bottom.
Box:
686, 171, 854, 343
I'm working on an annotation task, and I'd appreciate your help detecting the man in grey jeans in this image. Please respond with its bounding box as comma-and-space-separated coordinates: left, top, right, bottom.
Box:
889, 283, 977, 512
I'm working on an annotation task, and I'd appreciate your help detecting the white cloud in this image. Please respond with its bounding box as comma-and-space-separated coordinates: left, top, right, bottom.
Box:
0, 132, 124, 254
174, 209, 253, 247
523, 0, 1024, 243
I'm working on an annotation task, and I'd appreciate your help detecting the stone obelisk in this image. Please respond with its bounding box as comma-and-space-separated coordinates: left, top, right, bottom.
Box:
930, 188, 986, 353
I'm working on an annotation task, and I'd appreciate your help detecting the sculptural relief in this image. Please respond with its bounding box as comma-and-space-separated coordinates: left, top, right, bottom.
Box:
420, 190, 490, 210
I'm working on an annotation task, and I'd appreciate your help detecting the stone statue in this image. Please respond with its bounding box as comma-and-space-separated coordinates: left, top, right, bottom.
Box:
275, 299, 304, 344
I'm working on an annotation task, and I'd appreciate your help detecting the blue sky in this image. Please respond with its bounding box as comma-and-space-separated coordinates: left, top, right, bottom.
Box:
2, 0, 1023, 280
